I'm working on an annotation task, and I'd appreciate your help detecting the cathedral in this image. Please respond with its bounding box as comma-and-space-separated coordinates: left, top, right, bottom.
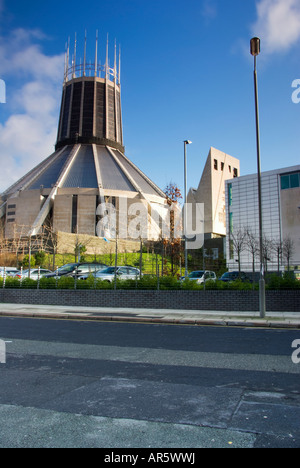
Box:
0, 35, 167, 247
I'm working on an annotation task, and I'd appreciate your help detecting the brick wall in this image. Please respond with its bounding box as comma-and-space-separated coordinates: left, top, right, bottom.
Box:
0, 289, 299, 312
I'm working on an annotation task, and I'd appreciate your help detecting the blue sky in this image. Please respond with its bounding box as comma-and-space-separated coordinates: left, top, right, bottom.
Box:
0, 0, 299, 194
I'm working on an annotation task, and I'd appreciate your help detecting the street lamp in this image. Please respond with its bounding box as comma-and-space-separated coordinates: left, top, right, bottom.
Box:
250, 37, 266, 318
184, 140, 192, 279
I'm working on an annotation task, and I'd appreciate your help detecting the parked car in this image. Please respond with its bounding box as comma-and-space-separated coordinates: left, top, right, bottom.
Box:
0, 267, 18, 277
182, 270, 217, 284
14, 269, 52, 280
219, 271, 250, 282
43, 262, 107, 279
80, 266, 141, 282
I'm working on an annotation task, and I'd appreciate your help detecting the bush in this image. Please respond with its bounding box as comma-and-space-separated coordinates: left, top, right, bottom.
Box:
159, 276, 181, 290
4, 277, 23, 289
267, 273, 300, 290
180, 279, 202, 290
21, 255, 36, 268
57, 276, 75, 290
20, 278, 37, 289
0, 273, 299, 291
39, 277, 57, 289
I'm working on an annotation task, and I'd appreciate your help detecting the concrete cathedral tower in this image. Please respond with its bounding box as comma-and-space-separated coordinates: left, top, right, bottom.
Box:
0, 33, 167, 242
57, 32, 124, 152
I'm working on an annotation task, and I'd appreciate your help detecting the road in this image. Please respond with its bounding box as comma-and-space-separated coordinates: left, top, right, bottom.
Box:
0, 316, 299, 448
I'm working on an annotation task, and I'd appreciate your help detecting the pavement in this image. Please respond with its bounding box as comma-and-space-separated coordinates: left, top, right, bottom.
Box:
0, 303, 299, 328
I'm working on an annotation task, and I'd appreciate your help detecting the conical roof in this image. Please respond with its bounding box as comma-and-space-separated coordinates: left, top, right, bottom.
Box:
3, 144, 164, 197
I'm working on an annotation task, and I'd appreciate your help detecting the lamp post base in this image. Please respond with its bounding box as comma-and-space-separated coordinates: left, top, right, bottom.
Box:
259, 278, 266, 318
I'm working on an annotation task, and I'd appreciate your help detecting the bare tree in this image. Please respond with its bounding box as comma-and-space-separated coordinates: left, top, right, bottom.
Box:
231, 228, 247, 275
245, 228, 259, 281
272, 239, 283, 276
262, 235, 274, 274
164, 182, 183, 276
283, 236, 295, 273
42, 218, 59, 270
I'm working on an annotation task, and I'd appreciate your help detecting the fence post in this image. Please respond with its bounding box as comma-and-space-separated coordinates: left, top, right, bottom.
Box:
2, 267, 6, 289
37, 266, 41, 289
74, 267, 78, 290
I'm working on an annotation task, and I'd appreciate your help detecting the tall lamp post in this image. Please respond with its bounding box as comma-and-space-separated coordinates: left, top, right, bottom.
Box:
184, 140, 192, 279
250, 37, 266, 318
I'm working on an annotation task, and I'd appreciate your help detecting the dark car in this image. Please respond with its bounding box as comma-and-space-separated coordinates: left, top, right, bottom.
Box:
219, 271, 250, 282
44, 263, 107, 279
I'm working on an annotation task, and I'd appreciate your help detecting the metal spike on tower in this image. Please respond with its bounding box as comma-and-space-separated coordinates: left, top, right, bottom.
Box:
57, 31, 124, 152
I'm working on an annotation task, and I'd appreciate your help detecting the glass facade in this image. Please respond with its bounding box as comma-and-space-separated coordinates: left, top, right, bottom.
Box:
281, 172, 300, 190
228, 183, 232, 206
226, 167, 300, 272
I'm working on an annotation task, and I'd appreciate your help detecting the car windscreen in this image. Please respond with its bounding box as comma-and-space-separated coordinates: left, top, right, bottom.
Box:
99, 267, 116, 274
189, 271, 204, 278
57, 264, 78, 273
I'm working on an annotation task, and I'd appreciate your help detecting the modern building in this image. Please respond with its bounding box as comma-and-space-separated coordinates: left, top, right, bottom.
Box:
0, 36, 167, 245
188, 147, 240, 239
225, 165, 300, 275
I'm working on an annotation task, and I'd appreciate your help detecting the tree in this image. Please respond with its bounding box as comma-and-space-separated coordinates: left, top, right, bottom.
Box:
262, 235, 274, 274
164, 182, 183, 276
272, 239, 283, 276
34, 251, 46, 267
21, 254, 36, 268
245, 229, 259, 281
283, 236, 295, 273
231, 228, 247, 275
42, 218, 59, 270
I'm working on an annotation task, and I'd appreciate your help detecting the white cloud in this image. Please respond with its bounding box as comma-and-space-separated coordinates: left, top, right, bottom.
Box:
0, 28, 64, 192
252, 0, 300, 54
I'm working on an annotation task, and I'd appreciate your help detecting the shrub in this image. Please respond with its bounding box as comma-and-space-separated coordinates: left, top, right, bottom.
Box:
0, 272, 299, 291
267, 273, 300, 290
58, 276, 75, 289
20, 278, 37, 289
4, 277, 23, 289
39, 277, 57, 289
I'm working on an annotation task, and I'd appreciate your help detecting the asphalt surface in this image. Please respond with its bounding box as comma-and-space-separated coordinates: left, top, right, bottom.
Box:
0, 313, 300, 448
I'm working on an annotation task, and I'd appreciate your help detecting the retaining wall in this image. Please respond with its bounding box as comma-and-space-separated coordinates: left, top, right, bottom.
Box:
0, 289, 299, 312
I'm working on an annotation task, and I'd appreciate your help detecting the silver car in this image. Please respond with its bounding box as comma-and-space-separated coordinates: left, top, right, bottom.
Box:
0, 267, 18, 277
80, 266, 141, 282
14, 269, 52, 280
184, 270, 217, 284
